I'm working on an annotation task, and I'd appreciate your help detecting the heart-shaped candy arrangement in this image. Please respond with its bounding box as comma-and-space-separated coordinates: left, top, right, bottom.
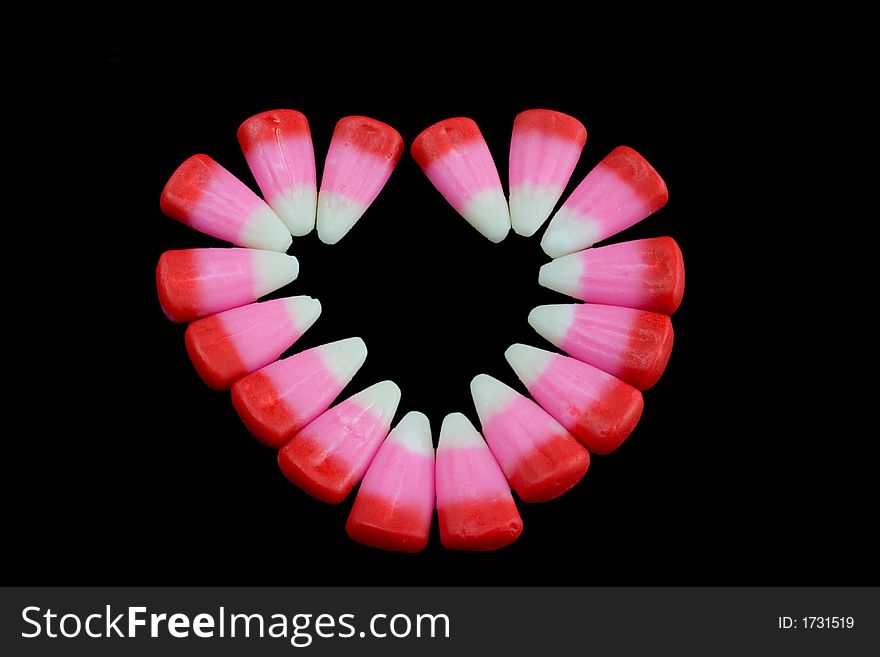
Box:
156, 109, 684, 553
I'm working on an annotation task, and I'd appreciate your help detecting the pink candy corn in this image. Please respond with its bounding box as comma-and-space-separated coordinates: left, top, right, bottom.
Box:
505, 344, 643, 455
346, 411, 435, 552
509, 109, 587, 237
160, 154, 292, 252
435, 413, 522, 551
541, 146, 668, 257
539, 237, 685, 315
471, 374, 590, 503
317, 116, 404, 245
231, 337, 367, 448
238, 109, 317, 237
156, 248, 299, 323
411, 117, 511, 243
529, 303, 673, 391
278, 380, 401, 503
185, 296, 321, 390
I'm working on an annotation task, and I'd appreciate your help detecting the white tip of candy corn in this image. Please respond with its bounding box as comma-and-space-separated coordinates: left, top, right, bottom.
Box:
504, 344, 554, 388
317, 337, 368, 382
387, 411, 433, 456
510, 185, 563, 237
538, 253, 583, 298
274, 187, 318, 237
252, 251, 300, 296
316, 193, 367, 245
438, 413, 485, 450
463, 189, 511, 243
282, 295, 322, 334
528, 304, 574, 347
347, 380, 402, 422
239, 206, 295, 252
470, 374, 518, 420
540, 209, 600, 258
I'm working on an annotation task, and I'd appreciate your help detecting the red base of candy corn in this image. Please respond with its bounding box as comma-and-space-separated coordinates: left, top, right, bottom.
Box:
159, 154, 213, 218
439, 499, 523, 551
346, 494, 430, 553
509, 435, 591, 503
231, 374, 299, 448
622, 312, 674, 390
573, 386, 644, 455
411, 117, 483, 166
644, 237, 685, 315
156, 250, 199, 322
278, 439, 352, 504
184, 317, 246, 391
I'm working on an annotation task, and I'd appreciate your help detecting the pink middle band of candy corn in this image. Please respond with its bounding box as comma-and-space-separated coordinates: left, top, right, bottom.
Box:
278, 380, 401, 504
156, 248, 299, 323
160, 154, 292, 252
231, 337, 367, 449
541, 146, 668, 257
238, 109, 317, 237
411, 117, 511, 243
471, 374, 590, 503
184, 296, 321, 391
505, 344, 643, 455
346, 411, 435, 552
529, 303, 674, 391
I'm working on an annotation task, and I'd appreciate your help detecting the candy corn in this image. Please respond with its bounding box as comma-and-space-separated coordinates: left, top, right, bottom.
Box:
509, 109, 587, 237
238, 109, 317, 237
231, 337, 367, 448
160, 154, 292, 252
471, 374, 589, 502
185, 296, 321, 390
435, 413, 522, 551
541, 146, 668, 257
528, 303, 673, 391
411, 117, 510, 242
346, 411, 435, 552
156, 248, 299, 323
277, 380, 401, 503
317, 116, 403, 245
539, 237, 685, 314
505, 344, 643, 455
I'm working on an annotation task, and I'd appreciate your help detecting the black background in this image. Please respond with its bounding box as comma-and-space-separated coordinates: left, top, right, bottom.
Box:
11, 36, 873, 585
